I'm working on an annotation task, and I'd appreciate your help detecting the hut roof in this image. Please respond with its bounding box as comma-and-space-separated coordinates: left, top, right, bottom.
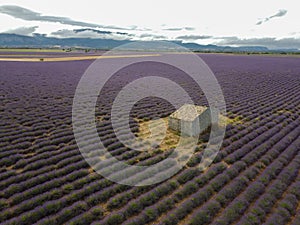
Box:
169, 104, 207, 122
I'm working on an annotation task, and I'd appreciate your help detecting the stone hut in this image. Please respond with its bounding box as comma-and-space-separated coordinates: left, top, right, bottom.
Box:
168, 104, 218, 137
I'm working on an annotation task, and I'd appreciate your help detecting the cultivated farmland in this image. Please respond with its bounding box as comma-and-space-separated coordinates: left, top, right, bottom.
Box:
0, 53, 300, 225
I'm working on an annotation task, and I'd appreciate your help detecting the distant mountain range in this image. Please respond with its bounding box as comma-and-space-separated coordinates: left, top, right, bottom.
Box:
0, 33, 299, 53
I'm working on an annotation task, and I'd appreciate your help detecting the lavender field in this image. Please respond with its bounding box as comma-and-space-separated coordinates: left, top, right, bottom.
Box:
0, 53, 300, 225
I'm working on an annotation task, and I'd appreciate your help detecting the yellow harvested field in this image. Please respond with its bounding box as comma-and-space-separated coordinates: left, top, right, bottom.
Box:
0, 48, 65, 52
0, 54, 160, 62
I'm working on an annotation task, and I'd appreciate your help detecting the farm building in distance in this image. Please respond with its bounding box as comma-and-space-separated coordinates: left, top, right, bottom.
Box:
168, 104, 218, 136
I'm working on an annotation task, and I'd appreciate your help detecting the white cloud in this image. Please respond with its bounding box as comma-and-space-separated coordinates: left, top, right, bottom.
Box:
4, 26, 38, 35
50, 28, 133, 40
214, 37, 300, 49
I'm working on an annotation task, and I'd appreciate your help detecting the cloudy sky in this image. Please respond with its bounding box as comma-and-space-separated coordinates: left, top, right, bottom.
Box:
0, 0, 299, 49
